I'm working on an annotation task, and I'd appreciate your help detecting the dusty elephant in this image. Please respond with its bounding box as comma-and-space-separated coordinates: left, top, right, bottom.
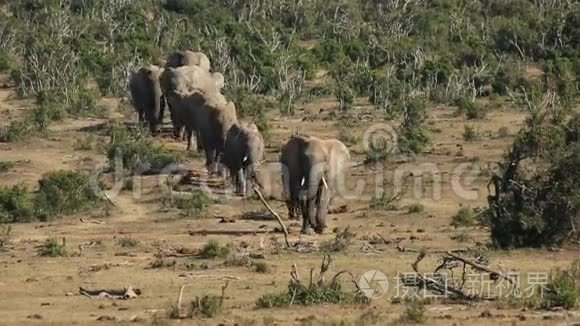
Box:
280, 135, 350, 234
170, 91, 237, 171
222, 122, 264, 196
160, 65, 225, 149
128, 65, 165, 135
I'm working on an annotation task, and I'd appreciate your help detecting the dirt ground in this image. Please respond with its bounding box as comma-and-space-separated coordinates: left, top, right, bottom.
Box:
0, 80, 579, 325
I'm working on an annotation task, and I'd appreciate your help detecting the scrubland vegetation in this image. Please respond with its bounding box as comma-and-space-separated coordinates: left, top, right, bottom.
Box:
0, 0, 578, 323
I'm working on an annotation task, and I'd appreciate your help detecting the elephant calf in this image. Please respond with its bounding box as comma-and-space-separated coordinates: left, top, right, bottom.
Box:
128, 65, 165, 135
280, 135, 350, 234
222, 122, 265, 196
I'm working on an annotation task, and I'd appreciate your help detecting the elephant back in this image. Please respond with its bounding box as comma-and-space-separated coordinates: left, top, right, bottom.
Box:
165, 50, 211, 71
161, 65, 222, 98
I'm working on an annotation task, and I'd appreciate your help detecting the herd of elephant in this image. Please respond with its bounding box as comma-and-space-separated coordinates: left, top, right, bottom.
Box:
128, 50, 351, 235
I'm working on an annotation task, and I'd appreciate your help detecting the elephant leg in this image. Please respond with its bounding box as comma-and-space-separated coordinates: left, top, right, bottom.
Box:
205, 147, 218, 174
236, 168, 246, 197
185, 129, 193, 151
300, 199, 315, 235
195, 130, 203, 152
158, 96, 165, 125
173, 123, 181, 140
149, 120, 158, 136
315, 180, 330, 234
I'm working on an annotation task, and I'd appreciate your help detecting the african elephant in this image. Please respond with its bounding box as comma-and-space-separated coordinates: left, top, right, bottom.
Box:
165, 50, 211, 71
128, 65, 165, 135
169, 91, 237, 172
280, 135, 350, 234
160, 65, 225, 149
222, 122, 264, 196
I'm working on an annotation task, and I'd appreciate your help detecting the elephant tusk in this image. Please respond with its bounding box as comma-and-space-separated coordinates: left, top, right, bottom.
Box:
321, 176, 328, 190
300, 177, 305, 187
243, 155, 248, 163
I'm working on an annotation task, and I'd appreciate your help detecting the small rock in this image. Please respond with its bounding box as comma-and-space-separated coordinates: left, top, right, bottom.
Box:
98, 305, 105, 309
40, 302, 50, 306
27, 314, 43, 320
517, 314, 526, 321
96, 316, 116, 321
118, 307, 129, 311
417, 229, 425, 233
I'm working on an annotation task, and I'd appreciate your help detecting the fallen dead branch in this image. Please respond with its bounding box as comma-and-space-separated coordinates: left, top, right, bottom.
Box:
177, 273, 241, 281
444, 251, 516, 286
252, 184, 290, 247
188, 229, 271, 236
396, 244, 472, 254
400, 250, 517, 302
79, 286, 141, 300
408, 251, 475, 300
175, 285, 187, 319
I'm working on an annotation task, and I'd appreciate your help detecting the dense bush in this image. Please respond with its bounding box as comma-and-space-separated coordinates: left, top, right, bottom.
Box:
488, 94, 580, 248
0, 0, 576, 120
35, 170, 102, 220
107, 125, 182, 173
398, 99, 429, 154
0, 185, 35, 223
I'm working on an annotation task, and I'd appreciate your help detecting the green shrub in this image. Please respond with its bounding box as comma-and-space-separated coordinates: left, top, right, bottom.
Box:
0, 225, 12, 248
117, 237, 139, 248
253, 262, 271, 274
488, 110, 580, 248
198, 240, 229, 259
0, 53, 12, 72
107, 125, 182, 173
256, 280, 365, 308
34, 170, 101, 220
38, 238, 66, 257
191, 295, 223, 318
364, 142, 390, 164
0, 185, 35, 223
369, 192, 399, 211
497, 127, 510, 138
0, 161, 14, 174
455, 97, 486, 119
164, 190, 211, 217
451, 207, 474, 227
541, 267, 579, 310
0, 119, 34, 142
463, 125, 479, 141
398, 99, 429, 154
402, 300, 426, 323
407, 203, 425, 214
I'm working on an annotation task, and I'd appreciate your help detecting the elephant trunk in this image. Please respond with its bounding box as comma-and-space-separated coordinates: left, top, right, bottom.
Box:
306, 162, 329, 233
